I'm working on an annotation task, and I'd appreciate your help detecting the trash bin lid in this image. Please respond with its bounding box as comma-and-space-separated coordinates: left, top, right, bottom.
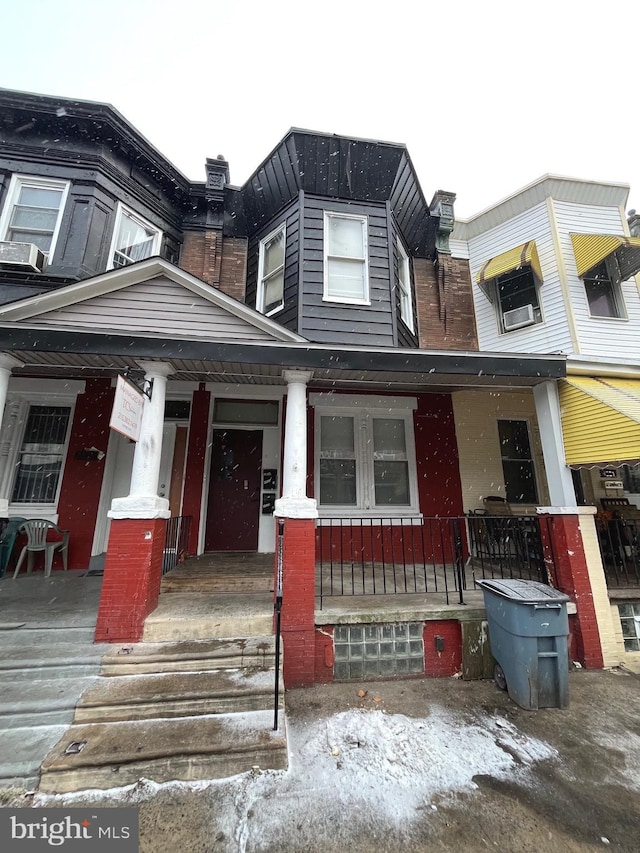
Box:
475, 578, 570, 604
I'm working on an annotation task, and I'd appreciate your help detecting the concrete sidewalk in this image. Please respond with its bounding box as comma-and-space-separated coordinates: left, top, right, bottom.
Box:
5, 666, 638, 853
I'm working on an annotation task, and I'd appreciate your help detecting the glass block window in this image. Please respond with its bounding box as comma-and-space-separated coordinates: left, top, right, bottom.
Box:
333, 623, 424, 679
618, 602, 640, 652
11, 405, 71, 504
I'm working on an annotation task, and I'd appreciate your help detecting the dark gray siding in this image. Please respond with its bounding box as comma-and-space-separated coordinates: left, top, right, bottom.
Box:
245, 197, 300, 335
299, 196, 394, 347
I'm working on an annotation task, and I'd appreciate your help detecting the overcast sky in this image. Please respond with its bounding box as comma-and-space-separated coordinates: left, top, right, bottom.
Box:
1, 0, 637, 220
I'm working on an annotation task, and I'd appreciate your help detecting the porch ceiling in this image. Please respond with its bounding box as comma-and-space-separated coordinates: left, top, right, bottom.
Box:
4, 331, 565, 391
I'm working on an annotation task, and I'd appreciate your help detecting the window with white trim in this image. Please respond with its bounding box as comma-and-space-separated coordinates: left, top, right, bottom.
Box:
583, 257, 625, 319
618, 602, 640, 652
0, 175, 69, 259
397, 239, 414, 331
11, 405, 71, 505
495, 268, 542, 333
323, 212, 369, 303
313, 397, 419, 515
108, 204, 162, 269
498, 419, 538, 503
257, 223, 285, 315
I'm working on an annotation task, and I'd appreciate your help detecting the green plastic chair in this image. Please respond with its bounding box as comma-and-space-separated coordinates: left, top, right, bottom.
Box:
0, 517, 26, 578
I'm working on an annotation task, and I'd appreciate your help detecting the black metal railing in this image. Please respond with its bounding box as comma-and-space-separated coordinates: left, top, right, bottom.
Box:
597, 517, 640, 587
162, 515, 192, 575
316, 514, 551, 608
467, 512, 550, 585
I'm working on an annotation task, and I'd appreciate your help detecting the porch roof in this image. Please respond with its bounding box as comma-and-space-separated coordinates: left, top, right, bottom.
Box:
0, 326, 566, 391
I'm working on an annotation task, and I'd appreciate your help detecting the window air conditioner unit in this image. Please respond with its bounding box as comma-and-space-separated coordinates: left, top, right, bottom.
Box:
503, 303, 535, 331
0, 241, 46, 272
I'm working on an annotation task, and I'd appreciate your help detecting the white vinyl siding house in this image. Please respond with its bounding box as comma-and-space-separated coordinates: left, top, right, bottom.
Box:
460, 201, 573, 354
552, 200, 640, 360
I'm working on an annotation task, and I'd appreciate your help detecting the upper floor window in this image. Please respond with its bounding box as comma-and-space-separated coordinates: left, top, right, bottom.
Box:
397, 239, 414, 331
498, 419, 538, 503
495, 268, 541, 333
583, 257, 625, 319
0, 175, 69, 260
323, 212, 369, 304
108, 204, 162, 269
257, 223, 285, 315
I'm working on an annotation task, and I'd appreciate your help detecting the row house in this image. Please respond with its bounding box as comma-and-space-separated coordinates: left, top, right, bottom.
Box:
0, 88, 609, 687
453, 176, 640, 669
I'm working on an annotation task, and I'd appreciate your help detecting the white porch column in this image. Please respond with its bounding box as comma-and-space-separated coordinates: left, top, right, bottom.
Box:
109, 361, 174, 519
275, 369, 317, 518
0, 354, 22, 516
533, 380, 577, 507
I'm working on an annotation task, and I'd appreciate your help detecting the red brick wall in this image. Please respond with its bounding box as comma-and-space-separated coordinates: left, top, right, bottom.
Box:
179, 231, 248, 302
220, 237, 248, 302
183, 386, 210, 556
423, 620, 462, 676
95, 518, 165, 642
414, 254, 478, 350
542, 513, 604, 669
279, 518, 316, 687
57, 378, 114, 569
314, 627, 335, 683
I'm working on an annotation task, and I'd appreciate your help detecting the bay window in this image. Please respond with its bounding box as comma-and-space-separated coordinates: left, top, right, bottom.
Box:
0, 174, 69, 260
109, 204, 162, 269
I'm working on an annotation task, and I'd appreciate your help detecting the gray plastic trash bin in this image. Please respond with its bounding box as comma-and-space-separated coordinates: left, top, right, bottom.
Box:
476, 578, 570, 710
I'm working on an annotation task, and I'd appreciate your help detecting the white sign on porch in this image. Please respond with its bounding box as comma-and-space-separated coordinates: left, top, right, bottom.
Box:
109, 375, 144, 441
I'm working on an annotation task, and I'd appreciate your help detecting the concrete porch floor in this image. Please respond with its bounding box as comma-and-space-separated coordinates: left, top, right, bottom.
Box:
147, 554, 488, 641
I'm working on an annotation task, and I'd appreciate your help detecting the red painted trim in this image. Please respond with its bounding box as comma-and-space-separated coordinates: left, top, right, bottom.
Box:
57, 379, 114, 570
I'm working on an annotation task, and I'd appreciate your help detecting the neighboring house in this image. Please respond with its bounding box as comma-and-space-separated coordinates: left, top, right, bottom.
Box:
453, 175, 640, 669
0, 88, 610, 687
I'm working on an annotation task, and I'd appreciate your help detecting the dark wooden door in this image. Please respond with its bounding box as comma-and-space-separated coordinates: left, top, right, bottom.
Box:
205, 429, 262, 551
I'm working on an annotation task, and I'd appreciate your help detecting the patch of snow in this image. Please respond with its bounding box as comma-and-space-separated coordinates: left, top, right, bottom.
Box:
593, 729, 640, 791
35, 705, 558, 851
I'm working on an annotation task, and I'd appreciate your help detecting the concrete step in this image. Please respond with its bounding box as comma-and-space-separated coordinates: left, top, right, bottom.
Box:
39, 710, 288, 794
0, 660, 107, 682
0, 676, 99, 728
0, 724, 69, 790
161, 575, 273, 594
75, 667, 284, 722
100, 636, 277, 675
0, 626, 98, 645
142, 593, 274, 641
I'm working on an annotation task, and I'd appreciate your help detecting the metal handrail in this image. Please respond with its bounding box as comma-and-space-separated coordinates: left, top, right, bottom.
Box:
273, 518, 284, 731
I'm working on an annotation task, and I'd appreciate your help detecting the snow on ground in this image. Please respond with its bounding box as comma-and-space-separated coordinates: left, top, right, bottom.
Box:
36, 704, 559, 851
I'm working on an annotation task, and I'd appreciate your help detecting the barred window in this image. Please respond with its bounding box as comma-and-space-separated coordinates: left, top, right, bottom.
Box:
11, 405, 71, 504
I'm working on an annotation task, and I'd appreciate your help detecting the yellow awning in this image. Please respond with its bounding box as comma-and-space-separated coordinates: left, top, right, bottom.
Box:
476, 241, 542, 286
570, 233, 640, 279
559, 376, 640, 467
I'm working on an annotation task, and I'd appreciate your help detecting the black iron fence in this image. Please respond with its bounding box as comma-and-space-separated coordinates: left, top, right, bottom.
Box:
597, 517, 640, 587
316, 514, 552, 608
162, 515, 192, 575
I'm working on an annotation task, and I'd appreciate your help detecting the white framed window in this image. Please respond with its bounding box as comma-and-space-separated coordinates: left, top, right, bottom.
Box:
618, 602, 640, 652
0, 174, 69, 260
108, 204, 162, 269
323, 212, 369, 304
494, 268, 542, 333
257, 223, 285, 315
11, 405, 71, 505
583, 257, 626, 319
312, 394, 419, 517
397, 238, 414, 331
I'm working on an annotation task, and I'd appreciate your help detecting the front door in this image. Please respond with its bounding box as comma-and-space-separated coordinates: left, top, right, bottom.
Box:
205, 429, 262, 551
